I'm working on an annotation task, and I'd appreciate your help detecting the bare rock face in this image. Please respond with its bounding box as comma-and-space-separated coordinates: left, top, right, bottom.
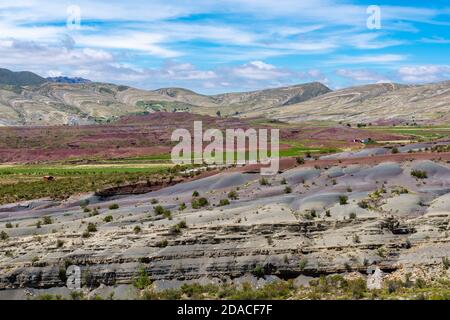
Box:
1, 158, 450, 294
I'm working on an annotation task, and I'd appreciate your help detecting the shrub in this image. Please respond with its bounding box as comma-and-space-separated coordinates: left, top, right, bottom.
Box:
219, 199, 230, 206
0, 230, 9, 241
296, 157, 305, 164
104, 215, 113, 223
163, 210, 172, 219
252, 265, 265, 278
228, 190, 239, 200
5, 222, 13, 228
192, 197, 208, 209
109, 204, 119, 210
192, 191, 199, 197
284, 186, 292, 194
169, 221, 187, 235
133, 267, 152, 289
42, 216, 53, 225
154, 205, 172, 218
154, 205, 165, 215
86, 223, 97, 233
325, 210, 331, 217
56, 239, 64, 248
411, 170, 427, 179
280, 178, 287, 185
349, 212, 357, 219
82, 231, 90, 238
391, 147, 399, 154
155, 239, 168, 248
339, 195, 348, 205
299, 258, 308, 271
150, 199, 159, 204
179, 203, 186, 211
357, 200, 369, 209
133, 226, 142, 234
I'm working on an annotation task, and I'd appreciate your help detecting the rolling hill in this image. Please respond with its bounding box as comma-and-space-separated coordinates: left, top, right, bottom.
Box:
0, 67, 449, 126
275, 81, 450, 124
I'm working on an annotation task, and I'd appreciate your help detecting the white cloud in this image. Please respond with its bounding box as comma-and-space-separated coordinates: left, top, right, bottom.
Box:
336, 69, 385, 81
397, 65, 450, 82
333, 54, 406, 64
230, 61, 289, 80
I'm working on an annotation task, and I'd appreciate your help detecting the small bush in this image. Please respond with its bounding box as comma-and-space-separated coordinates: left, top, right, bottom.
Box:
357, 200, 369, 209
281, 178, 287, 185
109, 204, 119, 210
133, 267, 152, 289
339, 195, 348, 205
391, 147, 399, 154
299, 258, 308, 271
252, 265, 265, 278
42, 216, 53, 225
192, 191, 199, 197
179, 203, 186, 211
134, 226, 142, 234
0, 230, 9, 241
154, 205, 165, 215
228, 190, 239, 200
104, 215, 113, 223
86, 223, 97, 233
192, 197, 208, 209
296, 157, 305, 164
156, 239, 168, 248
284, 186, 292, 194
5, 222, 13, 228
411, 170, 427, 179
169, 220, 187, 235
56, 239, 64, 248
349, 212, 357, 219
219, 199, 230, 206
150, 199, 159, 204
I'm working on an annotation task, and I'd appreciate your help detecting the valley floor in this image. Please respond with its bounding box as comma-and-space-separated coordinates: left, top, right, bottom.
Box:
1, 140, 450, 299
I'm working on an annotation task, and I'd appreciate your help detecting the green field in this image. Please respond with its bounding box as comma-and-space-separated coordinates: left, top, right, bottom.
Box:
0, 164, 173, 205
366, 126, 450, 141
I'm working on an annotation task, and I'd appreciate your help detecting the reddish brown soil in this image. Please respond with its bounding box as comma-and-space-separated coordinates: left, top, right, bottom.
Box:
0, 112, 408, 164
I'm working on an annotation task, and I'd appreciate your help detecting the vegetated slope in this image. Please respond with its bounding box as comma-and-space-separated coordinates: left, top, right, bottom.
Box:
275, 81, 450, 124
0, 68, 47, 86
0, 78, 331, 125
0, 66, 449, 126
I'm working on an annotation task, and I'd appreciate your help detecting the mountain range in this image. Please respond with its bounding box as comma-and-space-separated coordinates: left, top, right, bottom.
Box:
0, 68, 449, 126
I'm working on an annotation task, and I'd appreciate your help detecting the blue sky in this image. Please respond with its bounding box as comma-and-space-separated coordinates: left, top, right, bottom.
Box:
0, 0, 449, 93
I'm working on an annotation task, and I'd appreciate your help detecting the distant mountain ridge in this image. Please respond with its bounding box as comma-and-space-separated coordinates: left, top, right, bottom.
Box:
0, 68, 47, 86
47, 76, 92, 84
0, 67, 449, 126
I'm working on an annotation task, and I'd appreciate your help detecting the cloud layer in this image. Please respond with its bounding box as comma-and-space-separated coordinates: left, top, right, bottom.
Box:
0, 0, 448, 92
